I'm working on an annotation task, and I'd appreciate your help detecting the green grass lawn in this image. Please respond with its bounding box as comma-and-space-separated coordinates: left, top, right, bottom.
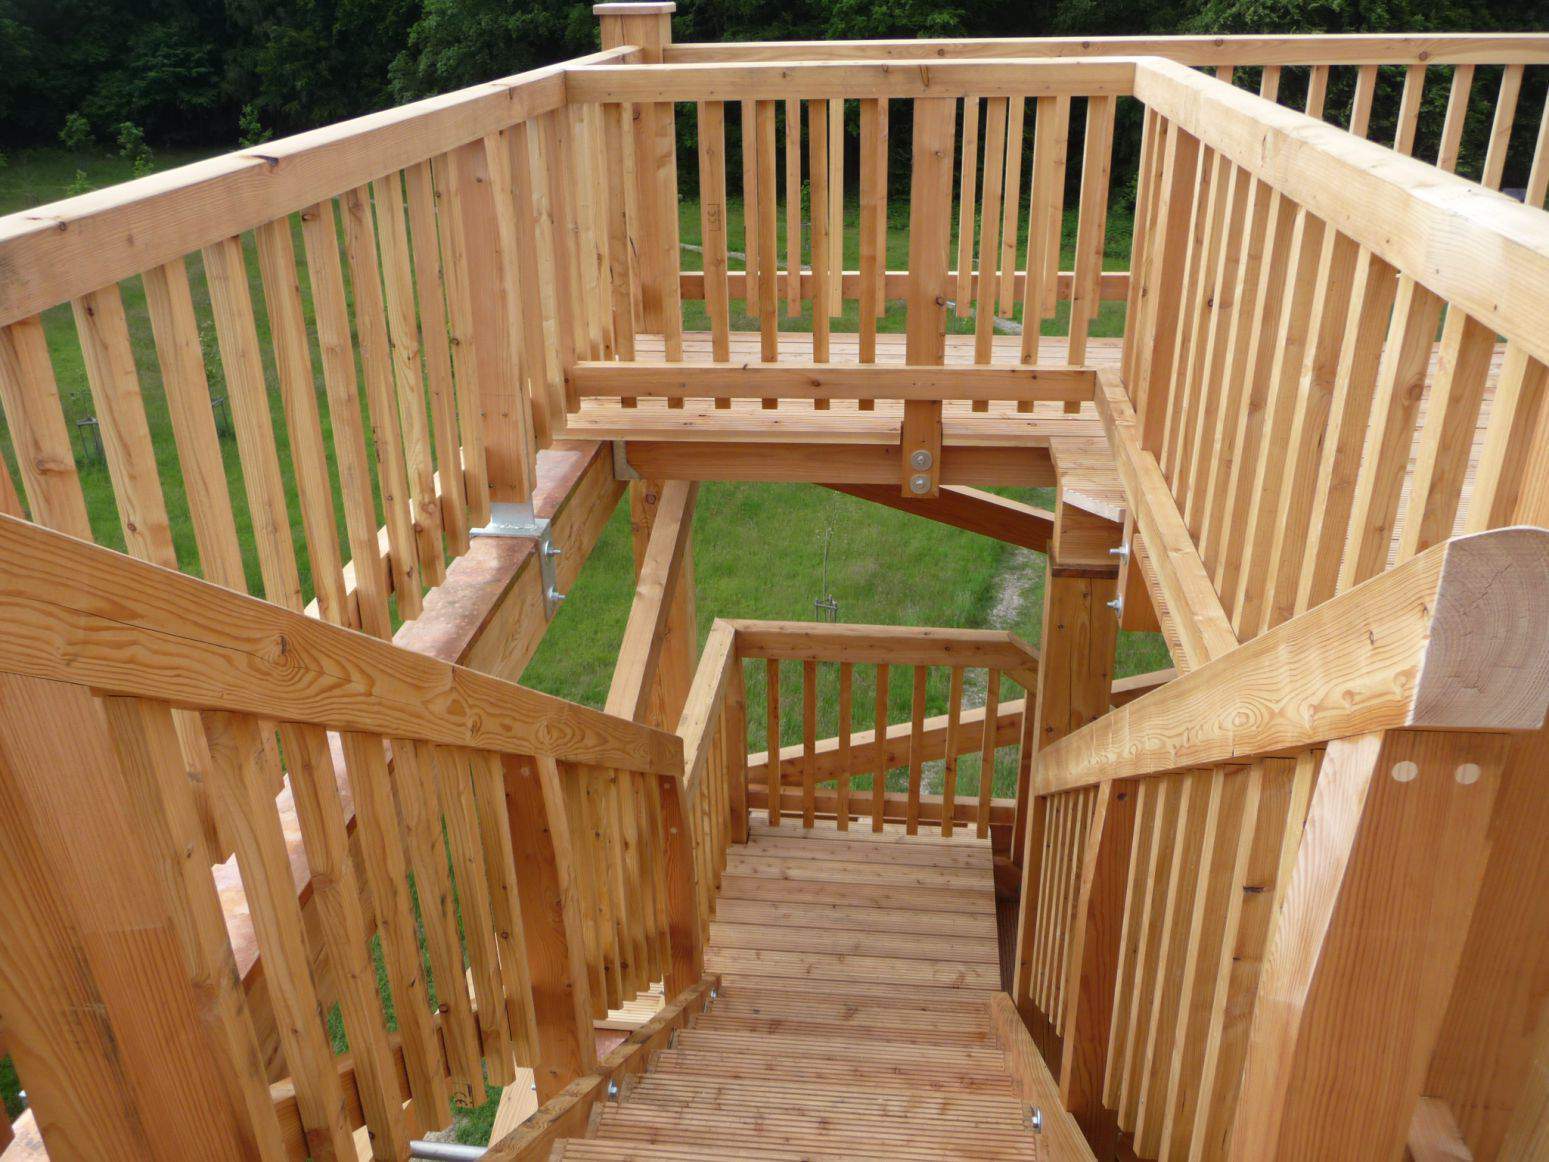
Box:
0, 145, 1164, 1143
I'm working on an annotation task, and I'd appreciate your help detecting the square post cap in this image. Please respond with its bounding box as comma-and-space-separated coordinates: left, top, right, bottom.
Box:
594, 3, 676, 14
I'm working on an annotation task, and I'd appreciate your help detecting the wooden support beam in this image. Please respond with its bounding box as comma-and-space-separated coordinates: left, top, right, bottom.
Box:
1037, 527, 1549, 794
677, 267, 1131, 303
731, 620, 1038, 675
1228, 730, 1507, 1159
825, 483, 1055, 552
1111, 667, 1175, 706
747, 783, 1017, 833
618, 441, 1057, 487
571, 361, 1095, 403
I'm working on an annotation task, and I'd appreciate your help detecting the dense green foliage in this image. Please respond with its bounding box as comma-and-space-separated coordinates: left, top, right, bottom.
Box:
0, 0, 1541, 150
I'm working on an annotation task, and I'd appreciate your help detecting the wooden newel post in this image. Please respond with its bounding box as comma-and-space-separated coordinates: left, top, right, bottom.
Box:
596, 3, 683, 354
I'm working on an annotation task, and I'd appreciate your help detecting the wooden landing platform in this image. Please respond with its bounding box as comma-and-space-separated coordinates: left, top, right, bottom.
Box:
550, 820, 1092, 1159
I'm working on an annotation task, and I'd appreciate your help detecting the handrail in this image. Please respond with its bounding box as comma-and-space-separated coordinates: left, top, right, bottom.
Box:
1034, 526, 1549, 794
0, 513, 682, 775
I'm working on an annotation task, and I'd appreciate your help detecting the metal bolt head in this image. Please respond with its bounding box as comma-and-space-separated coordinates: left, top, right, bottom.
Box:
548, 586, 567, 604
607, 1079, 620, 1099
543, 543, 563, 559
1030, 1107, 1044, 1133
1106, 596, 1124, 615
909, 448, 934, 471
908, 473, 932, 494
1108, 543, 1130, 559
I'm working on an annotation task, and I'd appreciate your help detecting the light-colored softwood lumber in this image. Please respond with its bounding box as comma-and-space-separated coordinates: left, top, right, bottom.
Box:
1227, 730, 1507, 1160
567, 59, 1137, 103
731, 621, 1038, 677
747, 785, 1016, 833
0, 513, 683, 776
1110, 667, 1174, 706
1132, 56, 1549, 366
989, 993, 1098, 1160
901, 95, 955, 498
1037, 527, 1549, 793
570, 361, 1095, 402
616, 441, 1057, 487
678, 266, 1129, 302
484, 975, 718, 1160
826, 484, 1054, 551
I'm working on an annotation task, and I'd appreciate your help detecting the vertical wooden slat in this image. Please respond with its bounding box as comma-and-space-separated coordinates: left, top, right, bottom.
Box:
859, 98, 883, 371
698, 101, 731, 365
1304, 64, 1330, 118
0, 317, 91, 538
1067, 94, 1116, 368
277, 722, 407, 1158
493, 128, 561, 437
652, 98, 685, 361
941, 665, 965, 837
828, 96, 845, 318
1468, 344, 1549, 533
1482, 64, 1525, 190
785, 97, 802, 318
1394, 64, 1426, 155
559, 770, 605, 1016
601, 105, 637, 362
741, 101, 761, 318
876, 100, 890, 318
977, 670, 1000, 839
202, 712, 354, 1158
254, 219, 350, 622
429, 152, 491, 526
371, 173, 446, 585
809, 100, 832, 369
836, 661, 853, 831
142, 259, 246, 592
1021, 96, 1060, 367
765, 657, 781, 825
1349, 64, 1379, 137
727, 658, 750, 845
1039, 96, 1071, 322
339, 185, 423, 619
403, 160, 471, 554
73, 283, 178, 567
756, 100, 779, 369
905, 664, 929, 835
537, 113, 586, 391
973, 97, 1009, 376
339, 732, 451, 1132
1160, 146, 1221, 487
902, 96, 956, 498
298, 201, 393, 637
872, 663, 889, 831
1437, 64, 1475, 172
998, 97, 1026, 317
572, 106, 609, 362
1527, 99, 1549, 208
955, 96, 981, 317
801, 659, 817, 828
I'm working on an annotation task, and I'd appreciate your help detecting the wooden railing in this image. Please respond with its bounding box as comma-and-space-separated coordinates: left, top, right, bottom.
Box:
0, 513, 691, 1157
731, 620, 1039, 847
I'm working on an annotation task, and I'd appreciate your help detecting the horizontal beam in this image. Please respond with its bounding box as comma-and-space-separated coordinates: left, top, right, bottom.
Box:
0, 512, 682, 776
571, 362, 1095, 403
566, 58, 1136, 102
826, 483, 1055, 553
1134, 56, 1549, 366
1036, 527, 1549, 794
1110, 666, 1175, 706
664, 33, 1549, 66
731, 620, 1039, 674
0, 47, 634, 328
616, 441, 1057, 486
678, 268, 1130, 303
747, 695, 1027, 785
747, 784, 1017, 830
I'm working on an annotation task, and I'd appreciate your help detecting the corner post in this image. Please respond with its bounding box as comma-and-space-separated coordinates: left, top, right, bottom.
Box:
595, 3, 682, 353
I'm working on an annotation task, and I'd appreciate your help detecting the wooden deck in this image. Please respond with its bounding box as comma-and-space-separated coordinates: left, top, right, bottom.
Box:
548, 819, 1089, 1159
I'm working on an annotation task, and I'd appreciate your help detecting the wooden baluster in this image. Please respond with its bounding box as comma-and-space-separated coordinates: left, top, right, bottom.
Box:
1119, 108, 1160, 394
572, 106, 608, 362
942, 665, 965, 836
0, 318, 91, 538
1067, 94, 1116, 372
372, 172, 447, 585
1159, 147, 1219, 487
298, 201, 393, 637
973, 97, 1009, 382
785, 97, 802, 319
756, 99, 779, 372
1258, 65, 1282, 101
404, 160, 471, 554
876, 100, 890, 318
1040, 96, 1071, 327
1348, 64, 1379, 137
493, 127, 561, 435
902, 96, 955, 499
955, 95, 981, 318
339, 185, 423, 618
1482, 63, 1525, 191
558, 766, 606, 1016
1394, 64, 1426, 155
698, 100, 731, 368
836, 661, 853, 831
872, 663, 890, 831
254, 218, 350, 621
998, 97, 1026, 318
828, 97, 845, 318
1468, 343, 1549, 535
741, 101, 761, 319
766, 657, 781, 824
1101, 781, 1157, 1112
809, 99, 832, 371
538, 113, 585, 397
1022, 96, 1059, 370
427, 152, 491, 528
0, 449, 18, 518
1304, 64, 1330, 118
977, 669, 1000, 839
1528, 95, 1549, 209
905, 664, 929, 835
601, 105, 637, 363
859, 98, 883, 373
1437, 64, 1475, 172
726, 658, 750, 845
203, 712, 355, 1157
802, 659, 817, 828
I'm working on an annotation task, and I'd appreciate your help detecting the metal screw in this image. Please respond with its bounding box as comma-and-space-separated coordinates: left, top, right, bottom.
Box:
548, 586, 567, 604
909, 448, 934, 471
1108, 543, 1130, 560
543, 543, 563, 559
1106, 596, 1124, 616
908, 473, 932, 494
1030, 1107, 1044, 1133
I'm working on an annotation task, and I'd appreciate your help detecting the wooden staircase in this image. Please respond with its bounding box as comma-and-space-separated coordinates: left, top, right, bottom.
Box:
543, 820, 1090, 1159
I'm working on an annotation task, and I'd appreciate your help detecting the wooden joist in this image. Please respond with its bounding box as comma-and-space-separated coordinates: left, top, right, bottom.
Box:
571, 362, 1095, 403
825, 483, 1055, 552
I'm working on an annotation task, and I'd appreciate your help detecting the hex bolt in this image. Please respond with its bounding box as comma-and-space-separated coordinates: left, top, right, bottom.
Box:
1109, 543, 1130, 560
548, 586, 567, 605
909, 473, 932, 494
1106, 595, 1124, 617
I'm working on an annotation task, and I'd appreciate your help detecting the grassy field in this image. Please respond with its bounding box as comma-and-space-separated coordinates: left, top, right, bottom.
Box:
0, 145, 1163, 1142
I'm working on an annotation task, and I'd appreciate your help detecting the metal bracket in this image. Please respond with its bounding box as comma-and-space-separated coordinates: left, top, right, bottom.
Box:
470, 501, 566, 618
611, 439, 641, 481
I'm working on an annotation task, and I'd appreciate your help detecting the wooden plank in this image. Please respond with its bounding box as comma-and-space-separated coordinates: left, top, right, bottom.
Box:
0, 318, 91, 538
906, 664, 929, 834
828, 97, 845, 318
858, 98, 883, 367
766, 657, 781, 825
901, 96, 956, 497
998, 98, 1026, 317
802, 659, 818, 827
0, 511, 685, 775
977, 670, 999, 838
1036, 527, 1549, 793
697, 101, 731, 363
990, 994, 1098, 1161
955, 96, 981, 318
809, 99, 832, 368
972, 97, 1009, 377
872, 663, 889, 831
1020, 96, 1060, 366
1227, 730, 1507, 1159
1067, 94, 1115, 364
601, 105, 637, 362
572, 361, 1093, 402
941, 665, 965, 836
733, 621, 1037, 671
755, 100, 779, 367
785, 98, 801, 318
